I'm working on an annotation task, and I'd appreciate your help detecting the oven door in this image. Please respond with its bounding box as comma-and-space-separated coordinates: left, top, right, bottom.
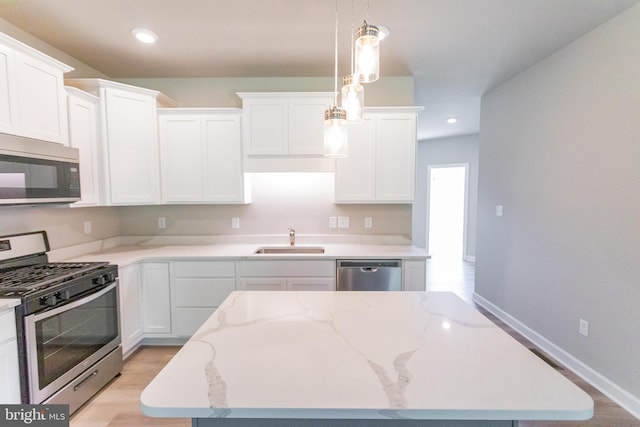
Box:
24, 281, 121, 404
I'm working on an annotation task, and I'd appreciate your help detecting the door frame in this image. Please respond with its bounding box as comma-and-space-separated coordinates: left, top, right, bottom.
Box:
426, 163, 470, 260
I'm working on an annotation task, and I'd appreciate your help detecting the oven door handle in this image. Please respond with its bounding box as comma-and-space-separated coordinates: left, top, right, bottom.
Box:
31, 281, 117, 322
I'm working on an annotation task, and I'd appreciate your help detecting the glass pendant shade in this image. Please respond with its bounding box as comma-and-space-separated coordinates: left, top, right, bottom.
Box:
323, 106, 348, 157
341, 74, 364, 122
355, 21, 380, 83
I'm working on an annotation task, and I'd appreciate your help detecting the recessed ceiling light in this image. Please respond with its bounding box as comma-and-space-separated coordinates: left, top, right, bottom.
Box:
447, 117, 458, 124
131, 27, 158, 44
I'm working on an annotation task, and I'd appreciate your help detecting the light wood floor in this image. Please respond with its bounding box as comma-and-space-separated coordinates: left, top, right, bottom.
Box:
70, 258, 640, 427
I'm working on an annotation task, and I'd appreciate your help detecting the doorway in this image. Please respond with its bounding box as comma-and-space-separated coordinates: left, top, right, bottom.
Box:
427, 164, 468, 260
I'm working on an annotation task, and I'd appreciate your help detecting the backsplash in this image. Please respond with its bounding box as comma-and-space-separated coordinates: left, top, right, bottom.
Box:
1, 173, 412, 250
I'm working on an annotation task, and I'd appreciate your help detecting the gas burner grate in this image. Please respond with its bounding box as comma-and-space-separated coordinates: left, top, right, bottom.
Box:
0, 262, 108, 292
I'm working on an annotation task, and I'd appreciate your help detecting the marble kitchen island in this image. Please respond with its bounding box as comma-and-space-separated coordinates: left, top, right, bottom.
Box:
141, 291, 593, 426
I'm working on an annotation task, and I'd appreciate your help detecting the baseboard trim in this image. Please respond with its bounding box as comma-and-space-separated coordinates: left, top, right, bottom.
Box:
472, 292, 640, 420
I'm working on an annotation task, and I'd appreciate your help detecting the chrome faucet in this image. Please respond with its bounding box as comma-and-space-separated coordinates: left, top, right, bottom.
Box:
289, 228, 295, 246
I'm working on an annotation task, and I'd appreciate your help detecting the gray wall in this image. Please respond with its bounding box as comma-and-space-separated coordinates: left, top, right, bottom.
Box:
412, 134, 479, 258
476, 3, 640, 408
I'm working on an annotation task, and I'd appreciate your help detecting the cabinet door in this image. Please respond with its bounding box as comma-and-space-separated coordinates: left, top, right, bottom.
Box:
118, 265, 143, 355
0, 339, 20, 404
15, 52, 68, 144
375, 113, 416, 201
173, 277, 236, 337
141, 263, 171, 334
402, 260, 426, 291
0, 311, 20, 404
203, 114, 244, 202
238, 278, 287, 291
67, 89, 101, 206
287, 277, 335, 291
0, 43, 17, 134
288, 96, 332, 155
104, 88, 160, 204
243, 98, 287, 155
158, 114, 204, 202
335, 117, 376, 202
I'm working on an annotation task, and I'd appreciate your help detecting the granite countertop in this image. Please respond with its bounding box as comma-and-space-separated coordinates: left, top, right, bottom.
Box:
140, 291, 593, 421
0, 298, 20, 312
57, 235, 429, 267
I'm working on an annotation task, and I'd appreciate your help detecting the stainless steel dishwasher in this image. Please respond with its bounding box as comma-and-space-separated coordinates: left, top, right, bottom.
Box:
336, 260, 402, 291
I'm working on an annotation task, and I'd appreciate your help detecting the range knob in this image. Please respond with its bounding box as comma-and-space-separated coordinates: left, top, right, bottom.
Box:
40, 294, 58, 307
93, 275, 107, 286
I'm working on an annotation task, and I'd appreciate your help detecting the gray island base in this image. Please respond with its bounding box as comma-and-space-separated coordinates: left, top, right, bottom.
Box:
191, 419, 516, 427
141, 292, 593, 426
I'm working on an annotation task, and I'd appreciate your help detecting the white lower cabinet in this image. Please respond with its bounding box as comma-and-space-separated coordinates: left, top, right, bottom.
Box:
141, 263, 171, 335
0, 309, 20, 404
402, 260, 427, 291
238, 260, 336, 291
172, 261, 237, 337
118, 264, 143, 355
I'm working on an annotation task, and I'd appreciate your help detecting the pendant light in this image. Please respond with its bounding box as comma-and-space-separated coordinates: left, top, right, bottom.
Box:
341, 0, 364, 122
354, 20, 380, 83
324, 0, 348, 158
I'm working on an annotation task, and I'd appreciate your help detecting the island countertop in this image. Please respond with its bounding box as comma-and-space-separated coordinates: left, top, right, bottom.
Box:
140, 291, 593, 423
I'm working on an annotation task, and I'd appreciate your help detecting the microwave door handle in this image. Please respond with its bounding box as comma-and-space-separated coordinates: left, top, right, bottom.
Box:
30, 281, 117, 322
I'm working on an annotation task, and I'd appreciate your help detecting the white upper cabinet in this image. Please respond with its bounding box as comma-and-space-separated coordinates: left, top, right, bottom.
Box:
237, 92, 335, 172
335, 107, 423, 203
158, 108, 249, 204
66, 87, 101, 206
65, 79, 175, 205
0, 32, 72, 145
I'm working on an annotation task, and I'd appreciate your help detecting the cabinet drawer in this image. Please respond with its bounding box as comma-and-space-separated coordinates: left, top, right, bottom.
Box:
239, 260, 334, 277
174, 261, 236, 277
0, 310, 17, 343
174, 308, 218, 337
174, 278, 236, 307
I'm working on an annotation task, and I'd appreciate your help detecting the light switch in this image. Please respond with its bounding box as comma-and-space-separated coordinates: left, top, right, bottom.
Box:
329, 217, 337, 229
338, 216, 350, 228
83, 221, 92, 234
495, 205, 504, 217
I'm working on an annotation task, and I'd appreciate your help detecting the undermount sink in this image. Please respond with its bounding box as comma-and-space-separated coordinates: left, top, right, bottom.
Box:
254, 246, 325, 254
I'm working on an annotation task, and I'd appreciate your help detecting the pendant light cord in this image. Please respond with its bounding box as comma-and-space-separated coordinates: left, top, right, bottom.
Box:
334, 0, 339, 104
350, 0, 355, 74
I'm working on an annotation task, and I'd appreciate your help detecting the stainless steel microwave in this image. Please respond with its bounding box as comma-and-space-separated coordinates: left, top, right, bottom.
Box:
0, 137, 81, 205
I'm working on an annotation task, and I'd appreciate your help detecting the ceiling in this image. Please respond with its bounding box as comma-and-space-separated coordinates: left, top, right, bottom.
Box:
0, 0, 637, 140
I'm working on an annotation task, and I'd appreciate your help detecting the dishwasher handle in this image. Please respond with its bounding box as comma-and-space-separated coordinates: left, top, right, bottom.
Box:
337, 260, 402, 269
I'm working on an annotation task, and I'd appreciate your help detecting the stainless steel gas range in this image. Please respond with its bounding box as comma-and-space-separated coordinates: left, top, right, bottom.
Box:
0, 231, 122, 414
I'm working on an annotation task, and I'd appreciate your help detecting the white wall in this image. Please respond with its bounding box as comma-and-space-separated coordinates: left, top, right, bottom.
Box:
0, 206, 120, 249
412, 134, 479, 258
476, 4, 640, 415
118, 173, 412, 238
117, 76, 414, 108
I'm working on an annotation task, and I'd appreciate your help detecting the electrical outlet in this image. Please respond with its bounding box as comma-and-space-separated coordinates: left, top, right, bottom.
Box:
338, 216, 350, 228
579, 319, 589, 337
231, 217, 240, 229
158, 217, 166, 229
364, 217, 373, 229
329, 217, 337, 229
83, 221, 92, 234
496, 205, 504, 217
